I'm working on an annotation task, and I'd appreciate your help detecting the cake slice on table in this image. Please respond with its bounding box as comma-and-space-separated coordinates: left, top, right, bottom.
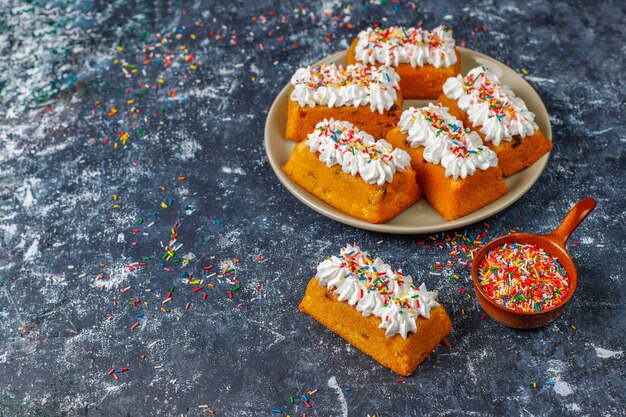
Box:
348, 24, 461, 99
386, 103, 508, 221
300, 244, 452, 376
283, 119, 421, 224
286, 63, 402, 142
439, 66, 552, 176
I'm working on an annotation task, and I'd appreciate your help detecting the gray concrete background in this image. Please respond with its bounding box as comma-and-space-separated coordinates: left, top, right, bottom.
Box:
0, 1, 624, 416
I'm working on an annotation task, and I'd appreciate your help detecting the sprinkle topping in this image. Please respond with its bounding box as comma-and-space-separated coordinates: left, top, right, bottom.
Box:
290, 64, 399, 113
443, 66, 538, 146
458, 68, 522, 123
293, 63, 394, 89
315, 244, 440, 339
477, 243, 570, 312
354, 25, 457, 69
410, 104, 485, 158
305, 119, 411, 185
398, 104, 498, 179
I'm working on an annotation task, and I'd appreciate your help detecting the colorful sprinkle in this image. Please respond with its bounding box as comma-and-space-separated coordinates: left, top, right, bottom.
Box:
477, 243, 569, 312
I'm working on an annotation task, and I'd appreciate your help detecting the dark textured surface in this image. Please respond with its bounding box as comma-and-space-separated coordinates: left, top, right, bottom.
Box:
0, 1, 624, 416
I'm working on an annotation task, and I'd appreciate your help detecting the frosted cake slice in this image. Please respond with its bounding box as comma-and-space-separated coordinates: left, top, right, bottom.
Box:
348, 25, 461, 99
300, 244, 452, 376
286, 63, 403, 142
283, 119, 421, 224
386, 103, 508, 220
439, 66, 552, 176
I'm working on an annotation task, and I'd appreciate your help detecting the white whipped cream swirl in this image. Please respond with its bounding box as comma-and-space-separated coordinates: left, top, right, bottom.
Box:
443, 66, 539, 146
398, 104, 498, 179
290, 64, 400, 114
354, 24, 457, 69
315, 244, 441, 339
305, 119, 411, 186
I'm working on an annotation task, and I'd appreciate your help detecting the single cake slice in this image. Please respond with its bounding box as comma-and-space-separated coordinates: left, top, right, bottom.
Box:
439, 66, 552, 176
283, 119, 421, 224
386, 103, 508, 221
348, 25, 461, 99
286, 63, 403, 142
300, 244, 452, 376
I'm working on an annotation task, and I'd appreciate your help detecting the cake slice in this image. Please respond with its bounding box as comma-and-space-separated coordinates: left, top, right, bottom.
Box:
283, 119, 421, 224
286, 63, 402, 142
386, 103, 508, 220
348, 25, 461, 99
439, 66, 552, 176
300, 244, 452, 376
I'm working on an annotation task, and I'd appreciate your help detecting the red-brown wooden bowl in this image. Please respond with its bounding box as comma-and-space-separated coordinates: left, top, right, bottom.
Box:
471, 198, 596, 329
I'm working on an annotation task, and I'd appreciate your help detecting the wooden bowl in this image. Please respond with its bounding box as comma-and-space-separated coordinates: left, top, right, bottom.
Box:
471, 198, 596, 329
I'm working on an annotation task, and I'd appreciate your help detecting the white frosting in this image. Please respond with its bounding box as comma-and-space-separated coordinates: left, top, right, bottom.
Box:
443, 66, 539, 146
354, 24, 457, 69
290, 64, 400, 114
398, 104, 498, 179
305, 119, 411, 186
315, 244, 441, 339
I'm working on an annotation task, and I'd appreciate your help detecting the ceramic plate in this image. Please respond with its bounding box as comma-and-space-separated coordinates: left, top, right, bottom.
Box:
264, 48, 552, 234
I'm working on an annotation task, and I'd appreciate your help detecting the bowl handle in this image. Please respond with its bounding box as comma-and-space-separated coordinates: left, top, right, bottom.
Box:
547, 198, 597, 248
